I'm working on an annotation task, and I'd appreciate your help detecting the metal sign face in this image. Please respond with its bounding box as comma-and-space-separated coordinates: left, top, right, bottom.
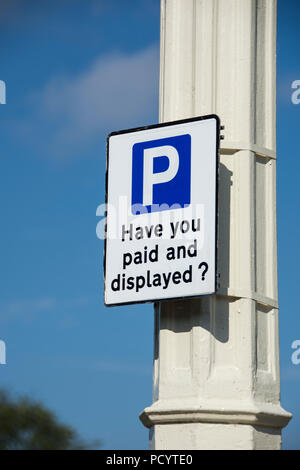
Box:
104, 114, 219, 306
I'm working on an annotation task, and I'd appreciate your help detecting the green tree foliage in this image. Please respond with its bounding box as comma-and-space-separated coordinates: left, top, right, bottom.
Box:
0, 390, 100, 450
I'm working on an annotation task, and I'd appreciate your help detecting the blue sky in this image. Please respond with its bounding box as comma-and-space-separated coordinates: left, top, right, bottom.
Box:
0, 0, 300, 450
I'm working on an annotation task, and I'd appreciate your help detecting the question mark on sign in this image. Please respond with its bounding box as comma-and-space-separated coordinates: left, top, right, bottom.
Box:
198, 262, 208, 281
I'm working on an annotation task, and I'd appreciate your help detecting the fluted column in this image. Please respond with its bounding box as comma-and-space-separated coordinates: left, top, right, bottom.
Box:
140, 0, 291, 450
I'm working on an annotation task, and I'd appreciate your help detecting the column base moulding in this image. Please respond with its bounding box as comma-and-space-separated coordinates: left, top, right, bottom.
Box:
140, 400, 292, 430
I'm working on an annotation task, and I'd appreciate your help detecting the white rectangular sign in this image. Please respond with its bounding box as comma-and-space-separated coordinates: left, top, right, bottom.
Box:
104, 115, 219, 306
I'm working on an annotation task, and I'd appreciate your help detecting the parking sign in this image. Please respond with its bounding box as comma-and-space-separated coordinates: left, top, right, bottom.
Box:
104, 114, 220, 306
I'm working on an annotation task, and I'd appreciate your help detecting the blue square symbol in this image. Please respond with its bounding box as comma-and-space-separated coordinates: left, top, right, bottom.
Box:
131, 134, 191, 214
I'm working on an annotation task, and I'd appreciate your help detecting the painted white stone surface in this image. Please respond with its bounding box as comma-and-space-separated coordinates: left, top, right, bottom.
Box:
140, 0, 292, 450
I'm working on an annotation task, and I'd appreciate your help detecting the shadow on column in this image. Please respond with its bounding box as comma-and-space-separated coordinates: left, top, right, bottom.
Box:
156, 160, 233, 344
